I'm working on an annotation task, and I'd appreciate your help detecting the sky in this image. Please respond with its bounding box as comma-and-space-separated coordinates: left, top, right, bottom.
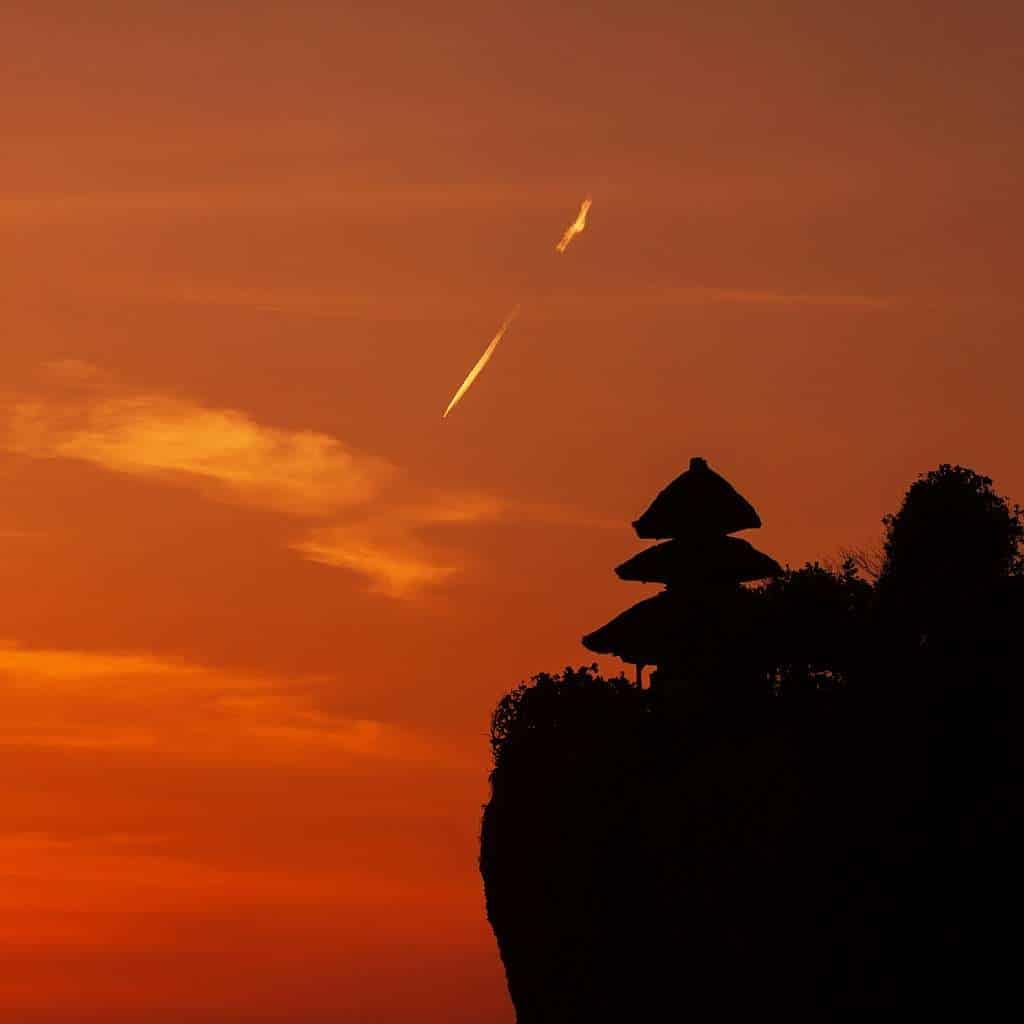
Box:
1, 2, 1022, 1020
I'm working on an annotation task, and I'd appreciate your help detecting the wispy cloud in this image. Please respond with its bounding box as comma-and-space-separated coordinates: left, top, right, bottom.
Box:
0, 182, 572, 224
4, 365, 604, 596
293, 494, 504, 597
538, 285, 897, 319
6, 393, 392, 516
0, 642, 443, 762
48, 275, 466, 322
293, 531, 458, 597
214, 694, 440, 760
0, 645, 200, 683
0, 829, 358, 917
662, 285, 896, 309
2, 366, 529, 596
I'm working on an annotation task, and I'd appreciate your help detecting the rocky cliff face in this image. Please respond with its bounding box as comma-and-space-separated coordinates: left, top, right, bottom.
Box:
481, 657, 1015, 1022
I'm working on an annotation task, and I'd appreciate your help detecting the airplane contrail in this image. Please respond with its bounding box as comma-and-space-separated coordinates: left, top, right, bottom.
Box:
442, 196, 592, 419
442, 307, 520, 419
555, 197, 592, 254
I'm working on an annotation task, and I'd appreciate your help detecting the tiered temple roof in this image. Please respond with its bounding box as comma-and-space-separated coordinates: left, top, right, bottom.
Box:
582, 457, 781, 684
632, 457, 761, 539
615, 535, 781, 587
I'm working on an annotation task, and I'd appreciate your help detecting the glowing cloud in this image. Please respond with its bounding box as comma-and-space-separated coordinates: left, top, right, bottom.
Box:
0, 643, 445, 762
5, 365, 594, 597
5, 394, 393, 516
0, 646, 202, 687
555, 196, 592, 254
292, 530, 458, 597
441, 307, 519, 419
293, 493, 504, 597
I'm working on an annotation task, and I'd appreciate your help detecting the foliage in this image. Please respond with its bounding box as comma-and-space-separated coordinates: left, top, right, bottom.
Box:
757, 558, 872, 692
880, 463, 1024, 593
490, 665, 636, 768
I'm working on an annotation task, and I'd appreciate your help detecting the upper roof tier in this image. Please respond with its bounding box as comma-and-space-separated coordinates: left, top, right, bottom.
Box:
615, 535, 781, 586
632, 457, 761, 539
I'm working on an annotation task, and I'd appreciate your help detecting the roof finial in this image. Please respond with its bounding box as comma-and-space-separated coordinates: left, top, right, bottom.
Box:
689, 456, 708, 471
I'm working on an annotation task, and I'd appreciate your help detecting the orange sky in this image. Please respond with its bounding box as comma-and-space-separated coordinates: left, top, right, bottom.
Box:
2, 3, 1022, 1020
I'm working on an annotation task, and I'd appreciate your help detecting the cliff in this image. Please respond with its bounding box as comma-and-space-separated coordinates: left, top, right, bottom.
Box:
481, 659, 1015, 1020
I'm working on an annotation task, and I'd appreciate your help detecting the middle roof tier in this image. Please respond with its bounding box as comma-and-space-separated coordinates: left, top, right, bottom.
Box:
615, 535, 782, 586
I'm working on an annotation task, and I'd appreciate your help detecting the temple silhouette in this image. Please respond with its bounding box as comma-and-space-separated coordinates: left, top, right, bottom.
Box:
482, 458, 1020, 1022
582, 456, 781, 687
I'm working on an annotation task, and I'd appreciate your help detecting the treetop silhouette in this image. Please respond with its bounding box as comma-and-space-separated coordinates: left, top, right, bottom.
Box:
879, 463, 1023, 594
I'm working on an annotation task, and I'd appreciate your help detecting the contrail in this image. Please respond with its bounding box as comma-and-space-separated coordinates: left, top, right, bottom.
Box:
442, 307, 520, 419
442, 196, 591, 419
555, 197, 592, 254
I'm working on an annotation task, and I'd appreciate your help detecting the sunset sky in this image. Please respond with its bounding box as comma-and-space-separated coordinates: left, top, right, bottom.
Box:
2, 3, 1022, 1021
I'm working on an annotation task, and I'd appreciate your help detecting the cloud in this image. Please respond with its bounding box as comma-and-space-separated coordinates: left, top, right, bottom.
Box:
0, 645, 202, 684
292, 531, 457, 597
0, 830, 342, 917
663, 285, 896, 309
538, 285, 897, 320
38, 276, 898, 324
1, 372, 459, 595
0, 642, 444, 762
214, 694, 440, 760
3, 365, 597, 596
0, 729, 159, 751
47, 275, 466, 322
6, 393, 392, 516
292, 493, 506, 597
0, 181, 570, 224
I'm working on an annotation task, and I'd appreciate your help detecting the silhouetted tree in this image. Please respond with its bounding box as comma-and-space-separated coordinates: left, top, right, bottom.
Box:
838, 543, 884, 582
490, 665, 637, 770
758, 558, 872, 693
872, 463, 1023, 671
880, 463, 1022, 598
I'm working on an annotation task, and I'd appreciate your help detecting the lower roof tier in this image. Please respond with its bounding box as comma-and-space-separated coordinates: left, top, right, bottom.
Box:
582, 587, 761, 667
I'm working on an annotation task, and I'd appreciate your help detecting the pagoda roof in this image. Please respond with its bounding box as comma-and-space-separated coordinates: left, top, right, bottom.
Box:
615, 535, 782, 586
582, 592, 680, 666
632, 457, 761, 539
582, 587, 764, 667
